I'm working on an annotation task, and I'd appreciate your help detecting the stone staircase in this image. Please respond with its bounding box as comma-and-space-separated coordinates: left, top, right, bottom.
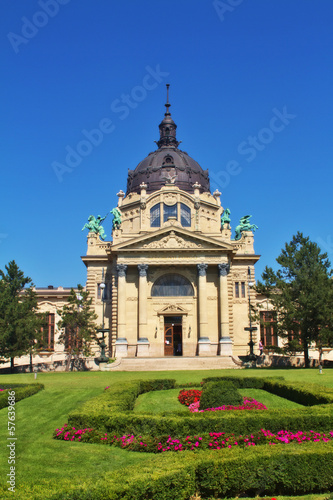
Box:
101, 356, 242, 371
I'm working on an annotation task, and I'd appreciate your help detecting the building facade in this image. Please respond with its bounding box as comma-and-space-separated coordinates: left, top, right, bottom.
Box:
82, 89, 260, 361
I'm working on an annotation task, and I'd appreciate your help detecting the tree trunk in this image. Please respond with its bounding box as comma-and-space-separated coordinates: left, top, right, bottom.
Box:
65, 353, 72, 372
303, 340, 310, 368
10, 357, 15, 373
29, 351, 33, 373
318, 347, 323, 366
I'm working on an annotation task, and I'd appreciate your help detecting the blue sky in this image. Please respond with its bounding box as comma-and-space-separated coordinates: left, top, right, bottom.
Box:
1, 0, 333, 286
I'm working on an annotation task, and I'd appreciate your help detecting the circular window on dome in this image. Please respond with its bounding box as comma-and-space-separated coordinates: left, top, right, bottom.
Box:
162, 155, 174, 166
151, 274, 194, 297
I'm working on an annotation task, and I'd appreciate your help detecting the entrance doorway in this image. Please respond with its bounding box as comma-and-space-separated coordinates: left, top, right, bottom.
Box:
164, 316, 182, 356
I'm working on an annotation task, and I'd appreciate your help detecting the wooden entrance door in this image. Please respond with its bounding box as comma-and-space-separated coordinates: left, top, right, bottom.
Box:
164, 320, 182, 356
164, 325, 174, 356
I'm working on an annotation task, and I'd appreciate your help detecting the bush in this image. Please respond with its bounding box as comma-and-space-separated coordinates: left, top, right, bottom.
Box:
263, 379, 333, 406
0, 383, 44, 409
67, 376, 333, 440
68, 379, 176, 430
201, 375, 284, 388
199, 381, 243, 410
36, 443, 333, 499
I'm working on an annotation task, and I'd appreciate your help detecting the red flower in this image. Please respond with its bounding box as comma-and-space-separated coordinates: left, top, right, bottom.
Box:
178, 389, 202, 406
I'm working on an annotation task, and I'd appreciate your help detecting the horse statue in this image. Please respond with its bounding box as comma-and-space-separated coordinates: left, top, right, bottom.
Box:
221, 208, 231, 228
82, 214, 107, 240
234, 215, 258, 241
110, 207, 122, 230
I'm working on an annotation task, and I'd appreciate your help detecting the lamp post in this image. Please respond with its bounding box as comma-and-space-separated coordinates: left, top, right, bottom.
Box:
97, 273, 109, 363
244, 266, 257, 361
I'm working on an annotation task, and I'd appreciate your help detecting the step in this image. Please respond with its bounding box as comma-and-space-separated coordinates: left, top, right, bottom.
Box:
102, 356, 242, 371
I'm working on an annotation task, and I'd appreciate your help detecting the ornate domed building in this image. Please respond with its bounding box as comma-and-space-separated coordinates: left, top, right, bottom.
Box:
81, 85, 261, 368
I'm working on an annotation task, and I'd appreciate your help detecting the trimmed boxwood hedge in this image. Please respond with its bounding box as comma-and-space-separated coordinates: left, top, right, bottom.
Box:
38, 442, 333, 499
68, 376, 333, 437
199, 380, 243, 409
0, 383, 44, 410
53, 376, 333, 499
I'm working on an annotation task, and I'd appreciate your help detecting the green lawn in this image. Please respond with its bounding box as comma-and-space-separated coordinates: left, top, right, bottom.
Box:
0, 367, 332, 499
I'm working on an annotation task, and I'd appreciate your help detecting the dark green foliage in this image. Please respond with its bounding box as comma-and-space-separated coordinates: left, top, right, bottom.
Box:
256, 232, 333, 367
0, 383, 44, 409
57, 285, 98, 371
67, 377, 333, 439
41, 444, 333, 499
199, 381, 243, 410
202, 375, 284, 388
68, 379, 176, 430
263, 379, 333, 406
139, 379, 176, 393
0, 260, 43, 371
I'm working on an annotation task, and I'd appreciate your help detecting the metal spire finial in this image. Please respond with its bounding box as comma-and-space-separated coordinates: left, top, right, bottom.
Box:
165, 83, 171, 116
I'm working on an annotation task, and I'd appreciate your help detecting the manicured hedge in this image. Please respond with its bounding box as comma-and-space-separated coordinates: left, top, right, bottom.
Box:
0, 383, 44, 410
68, 379, 175, 429
199, 381, 243, 409
202, 375, 333, 405
68, 376, 333, 436
36, 442, 333, 499
202, 375, 274, 388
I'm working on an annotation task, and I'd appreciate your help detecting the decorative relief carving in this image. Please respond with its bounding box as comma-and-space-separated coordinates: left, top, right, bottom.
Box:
231, 271, 248, 280
143, 231, 202, 249
138, 264, 148, 277
218, 263, 230, 277
158, 304, 188, 314
207, 296, 217, 300
232, 299, 248, 304
197, 263, 208, 276
163, 194, 178, 206
117, 264, 128, 277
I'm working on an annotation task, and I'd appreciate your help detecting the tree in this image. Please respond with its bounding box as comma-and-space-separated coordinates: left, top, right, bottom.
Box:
0, 261, 43, 372
256, 232, 333, 367
57, 285, 98, 371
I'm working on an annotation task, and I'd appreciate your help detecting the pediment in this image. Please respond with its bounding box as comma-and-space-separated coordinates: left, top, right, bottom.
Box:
157, 304, 189, 315
111, 227, 235, 253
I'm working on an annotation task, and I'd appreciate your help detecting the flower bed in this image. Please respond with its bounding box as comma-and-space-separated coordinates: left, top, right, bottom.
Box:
54, 424, 333, 453
179, 387, 267, 412
178, 389, 202, 406
189, 397, 267, 412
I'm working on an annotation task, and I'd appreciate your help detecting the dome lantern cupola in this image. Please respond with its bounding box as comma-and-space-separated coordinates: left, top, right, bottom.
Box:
156, 84, 180, 149
126, 84, 210, 195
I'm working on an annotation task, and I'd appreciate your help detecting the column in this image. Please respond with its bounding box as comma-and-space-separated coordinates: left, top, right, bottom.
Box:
115, 264, 128, 357
197, 263, 210, 355
218, 263, 232, 356
138, 264, 148, 338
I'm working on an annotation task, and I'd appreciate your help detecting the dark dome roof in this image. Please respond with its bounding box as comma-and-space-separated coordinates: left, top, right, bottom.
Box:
126, 86, 210, 195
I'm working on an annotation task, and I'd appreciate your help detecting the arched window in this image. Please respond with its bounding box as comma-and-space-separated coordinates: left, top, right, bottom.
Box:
150, 204, 160, 227
163, 203, 177, 222
151, 274, 194, 296
180, 203, 191, 227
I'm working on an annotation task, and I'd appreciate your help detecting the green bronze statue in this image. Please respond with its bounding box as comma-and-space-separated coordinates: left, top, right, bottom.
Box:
221, 208, 231, 228
82, 214, 108, 240
110, 207, 122, 230
234, 215, 258, 240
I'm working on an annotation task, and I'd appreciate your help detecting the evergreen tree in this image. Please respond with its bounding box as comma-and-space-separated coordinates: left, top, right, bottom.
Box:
0, 261, 42, 372
57, 285, 98, 371
256, 232, 333, 367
